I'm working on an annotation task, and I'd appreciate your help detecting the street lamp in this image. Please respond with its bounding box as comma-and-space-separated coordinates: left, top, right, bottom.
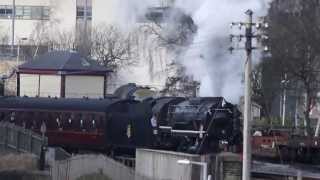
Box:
281, 73, 289, 127
177, 159, 211, 180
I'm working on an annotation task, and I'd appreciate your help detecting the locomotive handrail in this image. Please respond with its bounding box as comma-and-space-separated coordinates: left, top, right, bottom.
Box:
159, 126, 206, 134
196, 106, 227, 154
159, 126, 207, 137
168, 106, 232, 114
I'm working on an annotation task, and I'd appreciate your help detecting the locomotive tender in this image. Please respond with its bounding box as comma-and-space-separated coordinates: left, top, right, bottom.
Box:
0, 95, 241, 155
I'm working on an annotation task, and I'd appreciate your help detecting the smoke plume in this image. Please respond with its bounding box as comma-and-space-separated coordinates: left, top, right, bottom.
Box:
175, 0, 271, 103
93, 0, 271, 100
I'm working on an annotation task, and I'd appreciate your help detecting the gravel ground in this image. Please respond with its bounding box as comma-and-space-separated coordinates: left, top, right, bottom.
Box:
0, 153, 38, 171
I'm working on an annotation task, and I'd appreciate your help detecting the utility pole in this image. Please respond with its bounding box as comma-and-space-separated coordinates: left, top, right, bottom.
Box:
230, 10, 269, 180
242, 10, 253, 180
11, 0, 16, 56
84, 0, 88, 42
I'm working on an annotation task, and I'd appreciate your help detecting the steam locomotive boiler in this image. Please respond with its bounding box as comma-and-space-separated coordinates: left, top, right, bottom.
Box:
150, 97, 241, 154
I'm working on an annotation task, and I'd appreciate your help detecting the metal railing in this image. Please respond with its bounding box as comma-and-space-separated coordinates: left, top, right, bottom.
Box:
0, 122, 47, 157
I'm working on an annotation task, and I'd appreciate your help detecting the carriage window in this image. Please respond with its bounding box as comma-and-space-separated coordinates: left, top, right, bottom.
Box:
80, 117, 84, 129
62, 113, 71, 130
92, 119, 96, 128
91, 114, 96, 130
14, 111, 24, 127
40, 120, 47, 135
56, 117, 61, 130
69, 113, 74, 124
10, 112, 15, 122
22, 120, 26, 128
0, 112, 4, 121
31, 119, 37, 130
36, 112, 45, 129
25, 112, 34, 129
99, 116, 104, 126
30, 112, 39, 130
71, 113, 80, 130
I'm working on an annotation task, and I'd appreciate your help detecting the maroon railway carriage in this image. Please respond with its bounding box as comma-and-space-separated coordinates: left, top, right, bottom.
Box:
0, 96, 153, 153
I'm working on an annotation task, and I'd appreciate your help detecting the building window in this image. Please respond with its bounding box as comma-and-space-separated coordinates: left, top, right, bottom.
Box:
22, 6, 31, 19
76, 6, 92, 20
15, 6, 23, 18
0, 5, 12, 18
0, 5, 50, 20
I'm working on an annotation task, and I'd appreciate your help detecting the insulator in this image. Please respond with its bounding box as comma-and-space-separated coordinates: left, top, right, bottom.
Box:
256, 23, 261, 29
228, 47, 234, 54
230, 35, 234, 42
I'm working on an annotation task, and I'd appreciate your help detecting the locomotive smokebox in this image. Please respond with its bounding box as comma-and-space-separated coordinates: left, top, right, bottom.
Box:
157, 97, 241, 154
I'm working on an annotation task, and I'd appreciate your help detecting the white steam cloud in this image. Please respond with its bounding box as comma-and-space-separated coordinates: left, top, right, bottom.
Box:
175, 0, 271, 103
92, 0, 271, 101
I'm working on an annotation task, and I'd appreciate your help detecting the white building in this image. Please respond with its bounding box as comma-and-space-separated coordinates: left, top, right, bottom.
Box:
0, 0, 178, 93
0, 0, 175, 45
0, 0, 87, 47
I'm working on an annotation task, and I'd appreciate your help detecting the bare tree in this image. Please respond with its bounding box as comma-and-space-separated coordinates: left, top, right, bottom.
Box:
161, 64, 200, 97
141, 7, 197, 49
49, 30, 76, 51
90, 25, 137, 73
140, 7, 199, 96
265, 0, 320, 135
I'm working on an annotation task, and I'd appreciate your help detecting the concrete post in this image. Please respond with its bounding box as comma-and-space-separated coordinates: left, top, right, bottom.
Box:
16, 130, 20, 152
243, 9, 253, 180
203, 162, 208, 180
297, 170, 302, 180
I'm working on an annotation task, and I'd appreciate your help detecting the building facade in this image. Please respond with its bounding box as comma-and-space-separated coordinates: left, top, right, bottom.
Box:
0, 0, 175, 46
0, 0, 178, 94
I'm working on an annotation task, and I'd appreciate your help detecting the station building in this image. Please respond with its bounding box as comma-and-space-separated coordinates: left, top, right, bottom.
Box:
17, 50, 111, 98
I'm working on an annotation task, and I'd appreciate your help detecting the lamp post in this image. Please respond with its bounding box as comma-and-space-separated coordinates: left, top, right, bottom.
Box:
281, 73, 289, 127
177, 159, 210, 180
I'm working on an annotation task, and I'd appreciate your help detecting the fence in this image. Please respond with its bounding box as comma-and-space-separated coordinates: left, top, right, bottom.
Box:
50, 154, 153, 180
0, 122, 47, 157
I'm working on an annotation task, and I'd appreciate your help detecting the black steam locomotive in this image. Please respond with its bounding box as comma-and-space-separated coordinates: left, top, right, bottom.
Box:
0, 90, 241, 155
